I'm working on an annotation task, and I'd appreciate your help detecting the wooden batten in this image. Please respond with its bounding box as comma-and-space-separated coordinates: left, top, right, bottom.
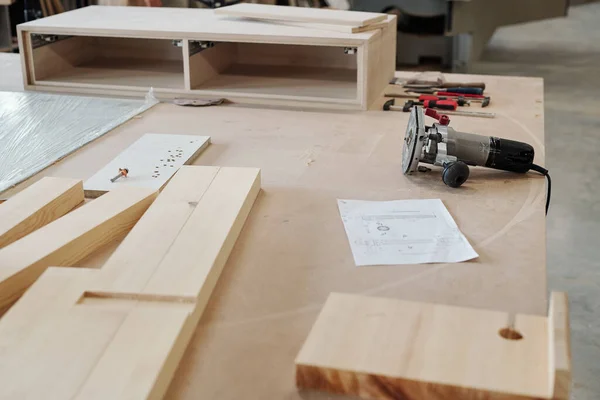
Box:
0, 177, 83, 249
0, 186, 157, 313
0, 166, 261, 400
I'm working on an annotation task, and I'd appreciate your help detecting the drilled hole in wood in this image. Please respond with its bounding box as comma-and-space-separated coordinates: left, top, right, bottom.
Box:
499, 327, 523, 341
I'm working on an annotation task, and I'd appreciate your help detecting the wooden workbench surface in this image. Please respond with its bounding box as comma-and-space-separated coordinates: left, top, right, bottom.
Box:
0, 54, 547, 399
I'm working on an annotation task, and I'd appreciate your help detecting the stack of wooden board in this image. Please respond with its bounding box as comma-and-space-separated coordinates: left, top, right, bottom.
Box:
215, 3, 393, 33
17, 6, 396, 110
0, 166, 261, 399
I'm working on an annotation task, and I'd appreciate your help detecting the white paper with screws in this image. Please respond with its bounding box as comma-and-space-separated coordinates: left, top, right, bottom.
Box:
337, 199, 478, 266
83, 134, 210, 198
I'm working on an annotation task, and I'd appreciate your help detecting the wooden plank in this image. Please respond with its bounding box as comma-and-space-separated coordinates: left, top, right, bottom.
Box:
266, 15, 394, 34
549, 292, 571, 400
141, 167, 261, 298
18, 7, 377, 46
75, 167, 261, 400
0, 186, 157, 313
83, 134, 210, 198
0, 177, 83, 249
215, 3, 386, 27
296, 292, 571, 400
0, 166, 261, 400
364, 16, 396, 109
94, 166, 222, 292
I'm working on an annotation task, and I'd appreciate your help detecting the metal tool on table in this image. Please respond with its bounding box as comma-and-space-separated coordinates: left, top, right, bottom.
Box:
418, 95, 470, 107
401, 106, 551, 212
386, 91, 491, 108
408, 87, 484, 96
110, 168, 129, 183
390, 77, 487, 90
402, 97, 467, 111
383, 98, 496, 119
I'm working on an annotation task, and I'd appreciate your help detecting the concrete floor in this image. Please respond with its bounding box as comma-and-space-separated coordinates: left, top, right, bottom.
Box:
471, 3, 600, 399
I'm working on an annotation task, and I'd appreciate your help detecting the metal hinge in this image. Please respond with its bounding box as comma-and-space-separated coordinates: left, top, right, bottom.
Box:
30, 34, 72, 49
189, 41, 216, 56
344, 47, 358, 55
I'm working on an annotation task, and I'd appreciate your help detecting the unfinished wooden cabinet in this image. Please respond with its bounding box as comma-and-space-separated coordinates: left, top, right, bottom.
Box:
18, 6, 396, 110
29, 36, 186, 91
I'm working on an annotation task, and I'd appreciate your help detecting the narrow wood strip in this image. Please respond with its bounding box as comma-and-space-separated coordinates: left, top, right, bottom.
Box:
74, 167, 261, 400
0, 177, 83, 249
0, 186, 157, 312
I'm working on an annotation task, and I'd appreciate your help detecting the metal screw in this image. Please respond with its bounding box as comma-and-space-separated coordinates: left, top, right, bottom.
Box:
110, 168, 129, 183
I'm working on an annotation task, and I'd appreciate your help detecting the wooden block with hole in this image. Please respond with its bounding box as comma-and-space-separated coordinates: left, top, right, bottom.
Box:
0, 166, 261, 399
295, 292, 571, 400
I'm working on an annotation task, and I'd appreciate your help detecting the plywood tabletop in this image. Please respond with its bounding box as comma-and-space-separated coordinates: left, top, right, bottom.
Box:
18, 6, 378, 45
0, 59, 547, 399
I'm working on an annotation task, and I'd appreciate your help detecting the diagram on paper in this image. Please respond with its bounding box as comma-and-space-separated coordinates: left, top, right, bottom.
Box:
337, 199, 479, 266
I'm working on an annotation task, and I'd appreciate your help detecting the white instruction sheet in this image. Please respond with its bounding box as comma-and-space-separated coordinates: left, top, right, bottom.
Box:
337, 199, 479, 266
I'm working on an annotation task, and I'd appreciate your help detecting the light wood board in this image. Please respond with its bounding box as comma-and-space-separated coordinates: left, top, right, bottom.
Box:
215, 3, 386, 27
271, 16, 394, 34
0, 186, 156, 313
18, 6, 379, 46
83, 134, 210, 198
0, 166, 261, 400
0, 177, 83, 249
296, 292, 571, 400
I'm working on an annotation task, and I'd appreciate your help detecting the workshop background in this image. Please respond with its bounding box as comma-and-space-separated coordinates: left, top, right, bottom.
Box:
472, 2, 600, 398
1, 0, 598, 398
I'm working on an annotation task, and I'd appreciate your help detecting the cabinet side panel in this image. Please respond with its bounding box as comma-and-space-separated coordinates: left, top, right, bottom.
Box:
365, 17, 396, 110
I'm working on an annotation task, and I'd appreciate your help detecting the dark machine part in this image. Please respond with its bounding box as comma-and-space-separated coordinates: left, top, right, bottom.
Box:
442, 161, 470, 188
403, 106, 536, 184
432, 124, 535, 173
350, 0, 569, 71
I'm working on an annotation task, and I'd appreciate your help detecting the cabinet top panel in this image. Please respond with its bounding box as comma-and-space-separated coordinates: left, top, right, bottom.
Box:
19, 6, 385, 46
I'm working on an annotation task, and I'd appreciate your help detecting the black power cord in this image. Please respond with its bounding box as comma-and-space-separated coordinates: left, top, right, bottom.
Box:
530, 164, 551, 215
